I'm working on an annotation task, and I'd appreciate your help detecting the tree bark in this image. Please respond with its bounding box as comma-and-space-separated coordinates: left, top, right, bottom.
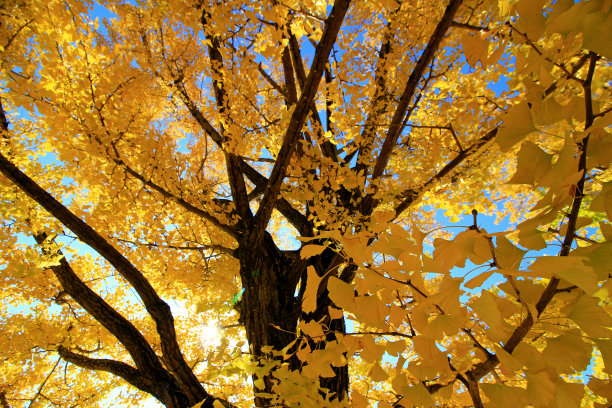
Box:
236, 233, 300, 407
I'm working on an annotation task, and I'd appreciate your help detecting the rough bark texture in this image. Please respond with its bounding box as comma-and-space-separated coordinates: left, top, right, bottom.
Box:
236, 234, 299, 406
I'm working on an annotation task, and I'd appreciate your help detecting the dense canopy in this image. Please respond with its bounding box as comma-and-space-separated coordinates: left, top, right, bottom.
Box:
0, 0, 611, 406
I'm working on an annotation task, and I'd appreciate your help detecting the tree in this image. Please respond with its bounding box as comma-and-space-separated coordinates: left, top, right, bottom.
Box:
0, 0, 611, 406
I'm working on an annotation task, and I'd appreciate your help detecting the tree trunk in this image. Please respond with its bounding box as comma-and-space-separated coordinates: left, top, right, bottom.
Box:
237, 236, 349, 406
237, 233, 299, 407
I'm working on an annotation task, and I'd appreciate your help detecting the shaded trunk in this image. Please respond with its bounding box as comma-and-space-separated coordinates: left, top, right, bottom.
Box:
236, 234, 300, 407
236, 235, 350, 406
303, 249, 351, 401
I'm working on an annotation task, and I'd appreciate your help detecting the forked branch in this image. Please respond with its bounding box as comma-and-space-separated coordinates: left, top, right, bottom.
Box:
251, 0, 352, 245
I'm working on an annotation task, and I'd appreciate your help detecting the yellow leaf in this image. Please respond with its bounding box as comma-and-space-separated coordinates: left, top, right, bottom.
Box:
531, 256, 598, 295
300, 244, 326, 259
385, 339, 406, 357
351, 389, 368, 408
562, 295, 612, 338
526, 371, 556, 407
594, 338, 612, 374
515, 0, 546, 39
302, 266, 321, 313
470, 290, 513, 341
327, 277, 355, 312
582, 10, 612, 60
397, 382, 435, 407
388, 304, 406, 328
464, 270, 494, 289
542, 332, 591, 373
299, 320, 325, 339
590, 181, 612, 221
368, 362, 389, 382
462, 32, 489, 68
518, 228, 547, 250
496, 101, 538, 151
328, 306, 343, 320
493, 344, 523, 375
481, 384, 527, 407
508, 141, 553, 186
354, 295, 389, 330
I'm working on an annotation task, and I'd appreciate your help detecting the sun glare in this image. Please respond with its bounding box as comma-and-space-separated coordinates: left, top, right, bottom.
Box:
198, 324, 220, 346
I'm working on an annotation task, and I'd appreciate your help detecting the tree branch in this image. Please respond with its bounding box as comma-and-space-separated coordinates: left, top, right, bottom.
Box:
252, 0, 351, 245
0, 151, 207, 404
26, 357, 60, 408
464, 51, 600, 384
371, 0, 464, 181
288, 32, 339, 162
33, 233, 171, 378
201, 10, 252, 225
394, 126, 498, 218
175, 82, 311, 236
110, 153, 238, 238
354, 18, 395, 174
57, 347, 159, 398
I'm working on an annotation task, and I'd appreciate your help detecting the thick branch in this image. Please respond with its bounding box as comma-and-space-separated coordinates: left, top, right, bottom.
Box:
394, 127, 498, 218
371, 0, 463, 180
176, 85, 311, 236
0, 153, 206, 404
113, 155, 237, 238
34, 233, 169, 379
201, 11, 252, 225
57, 346, 158, 397
354, 20, 394, 174
0, 391, 8, 408
288, 33, 338, 161
252, 0, 351, 245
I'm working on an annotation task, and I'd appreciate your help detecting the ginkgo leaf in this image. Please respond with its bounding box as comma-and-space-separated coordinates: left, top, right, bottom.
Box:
601, 222, 612, 241
470, 290, 513, 341
354, 295, 389, 330
531, 256, 598, 295
590, 181, 612, 221
481, 384, 527, 407
515, 0, 546, 39
300, 244, 326, 259
518, 228, 547, 250
462, 32, 489, 68
368, 362, 389, 382
328, 306, 343, 320
496, 101, 538, 151
562, 295, 612, 338
542, 332, 591, 374
464, 270, 494, 289
299, 320, 325, 339
421, 314, 464, 339
385, 340, 406, 357
495, 235, 527, 271
493, 344, 523, 375
351, 389, 368, 408
526, 370, 556, 407
302, 266, 321, 313
327, 277, 355, 312
582, 10, 612, 60
551, 380, 584, 408
388, 304, 406, 328
587, 129, 612, 168
397, 382, 435, 407
594, 338, 612, 374
571, 242, 612, 280
508, 141, 552, 186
